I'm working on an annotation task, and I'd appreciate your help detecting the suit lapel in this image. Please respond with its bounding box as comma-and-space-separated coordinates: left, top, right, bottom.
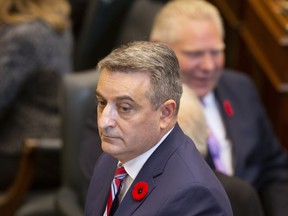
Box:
88, 155, 118, 215
215, 71, 256, 175
214, 75, 238, 172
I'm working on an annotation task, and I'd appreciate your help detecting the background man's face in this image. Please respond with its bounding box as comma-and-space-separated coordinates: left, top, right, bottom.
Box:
170, 18, 225, 98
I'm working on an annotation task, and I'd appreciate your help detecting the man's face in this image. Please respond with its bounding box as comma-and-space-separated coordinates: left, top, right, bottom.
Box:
96, 69, 164, 163
169, 19, 225, 98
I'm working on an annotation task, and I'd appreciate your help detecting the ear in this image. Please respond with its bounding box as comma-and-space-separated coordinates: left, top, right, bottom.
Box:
159, 99, 177, 129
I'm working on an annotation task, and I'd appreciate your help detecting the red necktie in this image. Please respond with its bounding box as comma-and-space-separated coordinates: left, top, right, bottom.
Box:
105, 165, 127, 216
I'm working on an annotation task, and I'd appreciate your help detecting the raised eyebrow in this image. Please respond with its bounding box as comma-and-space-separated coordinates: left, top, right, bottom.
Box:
115, 95, 136, 103
95, 91, 135, 103
182, 43, 226, 54
182, 50, 203, 55
95, 91, 104, 99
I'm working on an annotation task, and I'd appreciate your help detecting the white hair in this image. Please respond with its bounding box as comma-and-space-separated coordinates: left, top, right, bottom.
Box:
178, 84, 208, 156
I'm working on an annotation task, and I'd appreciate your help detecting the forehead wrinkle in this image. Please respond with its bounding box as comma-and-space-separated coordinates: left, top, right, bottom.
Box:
96, 90, 138, 104
97, 70, 152, 104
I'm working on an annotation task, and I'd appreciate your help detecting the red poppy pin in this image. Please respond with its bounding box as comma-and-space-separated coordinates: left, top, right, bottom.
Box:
132, 181, 149, 201
223, 100, 234, 117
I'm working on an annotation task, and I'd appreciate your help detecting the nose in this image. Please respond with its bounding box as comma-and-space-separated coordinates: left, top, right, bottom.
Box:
98, 104, 117, 130
200, 52, 216, 71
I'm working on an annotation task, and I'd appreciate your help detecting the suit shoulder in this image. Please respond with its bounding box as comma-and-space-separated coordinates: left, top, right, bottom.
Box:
172, 137, 219, 184
220, 69, 257, 90
222, 69, 253, 82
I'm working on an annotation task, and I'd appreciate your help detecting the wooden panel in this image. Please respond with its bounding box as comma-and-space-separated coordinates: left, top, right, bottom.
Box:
208, 0, 245, 29
240, 55, 288, 150
240, 0, 288, 149
262, 78, 288, 150
213, 0, 242, 28
241, 0, 288, 91
264, 0, 288, 45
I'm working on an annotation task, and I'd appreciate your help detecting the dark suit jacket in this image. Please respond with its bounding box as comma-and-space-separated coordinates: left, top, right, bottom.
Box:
84, 124, 232, 216
212, 69, 288, 215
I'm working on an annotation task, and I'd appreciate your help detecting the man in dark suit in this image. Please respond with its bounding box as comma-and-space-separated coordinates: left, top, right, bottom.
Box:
84, 41, 232, 215
150, 1, 288, 215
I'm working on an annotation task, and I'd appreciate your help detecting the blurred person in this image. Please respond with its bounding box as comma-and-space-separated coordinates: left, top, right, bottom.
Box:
179, 84, 264, 216
150, 0, 288, 215
85, 41, 232, 215
0, 0, 73, 189
178, 84, 208, 156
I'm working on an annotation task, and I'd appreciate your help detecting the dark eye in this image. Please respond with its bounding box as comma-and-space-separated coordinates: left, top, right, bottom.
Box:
97, 99, 106, 110
189, 51, 204, 58
210, 49, 223, 57
119, 104, 132, 113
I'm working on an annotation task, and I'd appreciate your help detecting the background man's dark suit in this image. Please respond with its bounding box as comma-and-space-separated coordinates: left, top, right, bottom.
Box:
85, 124, 232, 216
211, 69, 288, 215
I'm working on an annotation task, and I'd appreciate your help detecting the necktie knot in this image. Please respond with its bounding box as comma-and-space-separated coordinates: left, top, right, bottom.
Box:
114, 166, 127, 180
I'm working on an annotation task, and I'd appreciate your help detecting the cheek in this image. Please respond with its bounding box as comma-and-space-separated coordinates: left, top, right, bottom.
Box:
178, 57, 196, 74
132, 115, 159, 135
129, 116, 160, 144
216, 54, 225, 68
214, 59, 224, 79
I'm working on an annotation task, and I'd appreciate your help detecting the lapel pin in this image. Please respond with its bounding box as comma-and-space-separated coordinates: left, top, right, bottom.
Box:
132, 181, 149, 201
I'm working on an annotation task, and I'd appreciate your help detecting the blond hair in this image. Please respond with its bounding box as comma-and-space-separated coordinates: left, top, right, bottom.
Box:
0, 0, 71, 32
178, 84, 208, 156
150, 0, 224, 43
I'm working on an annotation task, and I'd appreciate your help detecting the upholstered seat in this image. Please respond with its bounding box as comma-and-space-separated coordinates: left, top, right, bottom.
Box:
0, 70, 99, 216
55, 70, 99, 216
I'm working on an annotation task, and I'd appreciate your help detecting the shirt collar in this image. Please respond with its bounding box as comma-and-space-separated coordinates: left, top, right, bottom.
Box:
202, 92, 216, 107
121, 127, 174, 180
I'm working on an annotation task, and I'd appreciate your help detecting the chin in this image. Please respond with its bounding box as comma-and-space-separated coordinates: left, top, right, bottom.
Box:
101, 142, 112, 152
198, 85, 214, 97
101, 142, 120, 155
192, 89, 206, 98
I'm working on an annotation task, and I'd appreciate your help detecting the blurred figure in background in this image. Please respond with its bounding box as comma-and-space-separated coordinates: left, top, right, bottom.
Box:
179, 84, 264, 216
0, 0, 73, 190
178, 84, 208, 156
150, 0, 288, 215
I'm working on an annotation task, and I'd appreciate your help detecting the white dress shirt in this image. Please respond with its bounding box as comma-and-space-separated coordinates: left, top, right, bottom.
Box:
118, 127, 174, 201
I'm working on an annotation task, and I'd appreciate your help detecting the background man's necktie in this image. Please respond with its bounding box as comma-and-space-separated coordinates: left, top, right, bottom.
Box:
208, 129, 228, 174
200, 98, 228, 174
105, 164, 127, 216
